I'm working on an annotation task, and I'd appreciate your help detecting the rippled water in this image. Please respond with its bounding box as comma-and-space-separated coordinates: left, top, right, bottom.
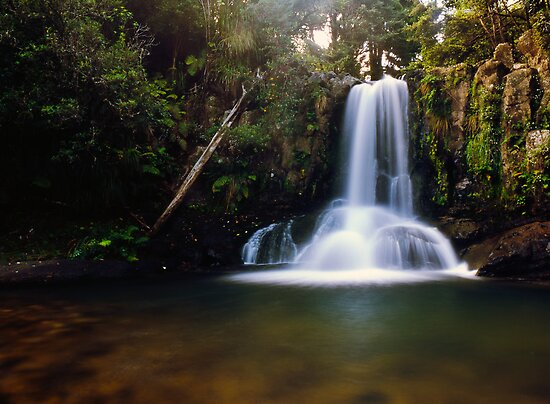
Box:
1, 273, 550, 403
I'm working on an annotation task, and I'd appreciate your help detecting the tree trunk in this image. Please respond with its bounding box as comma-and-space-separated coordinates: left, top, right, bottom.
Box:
369, 43, 383, 81
329, 11, 339, 43
149, 87, 249, 235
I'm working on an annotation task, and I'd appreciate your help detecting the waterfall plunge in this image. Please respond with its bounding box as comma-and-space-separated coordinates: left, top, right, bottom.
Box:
237, 77, 467, 284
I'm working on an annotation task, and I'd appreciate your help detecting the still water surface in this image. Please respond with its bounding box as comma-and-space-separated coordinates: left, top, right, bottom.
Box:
1, 272, 550, 403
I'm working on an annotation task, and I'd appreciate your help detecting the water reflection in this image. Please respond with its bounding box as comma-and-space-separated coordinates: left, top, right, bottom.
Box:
1, 277, 550, 403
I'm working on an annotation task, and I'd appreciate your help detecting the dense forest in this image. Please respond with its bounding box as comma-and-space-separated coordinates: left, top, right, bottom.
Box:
1, 0, 549, 265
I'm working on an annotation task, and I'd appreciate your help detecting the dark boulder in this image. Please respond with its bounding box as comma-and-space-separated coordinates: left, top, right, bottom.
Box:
467, 221, 550, 279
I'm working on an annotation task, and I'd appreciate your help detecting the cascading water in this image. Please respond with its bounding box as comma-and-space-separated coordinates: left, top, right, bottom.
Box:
242, 221, 297, 264
234, 77, 469, 285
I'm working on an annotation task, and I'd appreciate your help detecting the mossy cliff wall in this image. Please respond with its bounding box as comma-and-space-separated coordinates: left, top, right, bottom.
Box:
182, 63, 361, 215
409, 30, 550, 220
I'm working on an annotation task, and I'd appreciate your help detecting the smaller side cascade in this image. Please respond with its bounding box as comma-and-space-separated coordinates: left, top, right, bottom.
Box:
242, 221, 297, 264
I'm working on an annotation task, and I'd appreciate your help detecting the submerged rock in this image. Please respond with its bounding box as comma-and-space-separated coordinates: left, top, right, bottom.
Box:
469, 221, 550, 279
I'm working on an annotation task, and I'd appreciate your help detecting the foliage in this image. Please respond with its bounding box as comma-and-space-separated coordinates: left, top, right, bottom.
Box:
0, 0, 180, 211
329, 0, 421, 79
465, 85, 504, 196
515, 134, 550, 210
227, 124, 269, 151
211, 173, 257, 212
422, 131, 449, 206
409, 0, 550, 68
255, 55, 323, 138
416, 74, 452, 133
414, 73, 452, 205
70, 223, 148, 261
207, 122, 270, 212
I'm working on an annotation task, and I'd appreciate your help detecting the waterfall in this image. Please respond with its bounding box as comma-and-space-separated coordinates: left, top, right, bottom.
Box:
242, 221, 297, 264
239, 76, 461, 275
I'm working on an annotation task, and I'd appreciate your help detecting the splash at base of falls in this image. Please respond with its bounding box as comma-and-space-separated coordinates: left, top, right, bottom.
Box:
233, 204, 473, 286
229, 264, 475, 287
296, 206, 459, 271
241, 205, 460, 270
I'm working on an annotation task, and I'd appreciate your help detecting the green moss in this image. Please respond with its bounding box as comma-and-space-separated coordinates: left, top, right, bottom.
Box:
465, 84, 503, 198
422, 131, 448, 206
227, 124, 269, 151
516, 134, 550, 211
414, 72, 452, 206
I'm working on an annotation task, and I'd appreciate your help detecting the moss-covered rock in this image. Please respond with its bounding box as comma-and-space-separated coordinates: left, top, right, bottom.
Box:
517, 30, 550, 123
500, 67, 538, 194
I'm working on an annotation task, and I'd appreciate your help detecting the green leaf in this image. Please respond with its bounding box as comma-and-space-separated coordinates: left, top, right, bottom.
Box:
212, 175, 231, 193
135, 236, 149, 245
142, 164, 161, 175
99, 239, 112, 247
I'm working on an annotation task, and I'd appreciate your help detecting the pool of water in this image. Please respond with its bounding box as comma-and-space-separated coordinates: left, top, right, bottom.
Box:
1, 271, 550, 403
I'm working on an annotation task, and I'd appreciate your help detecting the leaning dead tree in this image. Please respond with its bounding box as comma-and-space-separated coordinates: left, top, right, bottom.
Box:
149, 87, 249, 235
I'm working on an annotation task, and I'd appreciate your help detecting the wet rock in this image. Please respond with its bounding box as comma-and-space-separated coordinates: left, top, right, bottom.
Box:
204, 95, 225, 126
308, 71, 337, 88
315, 92, 332, 131
474, 221, 550, 278
328, 74, 363, 101
438, 216, 485, 247
454, 177, 474, 204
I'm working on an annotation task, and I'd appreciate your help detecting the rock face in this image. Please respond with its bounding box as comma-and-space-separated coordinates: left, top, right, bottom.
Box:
469, 222, 550, 278
494, 43, 514, 69
474, 59, 508, 90
431, 64, 472, 154
408, 33, 550, 279
501, 67, 537, 192
411, 30, 549, 213
502, 68, 537, 124
517, 30, 550, 120
239, 71, 361, 203
437, 216, 485, 247
526, 129, 550, 211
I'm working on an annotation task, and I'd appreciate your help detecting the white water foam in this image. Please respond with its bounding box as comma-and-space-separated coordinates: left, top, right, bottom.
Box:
230, 264, 475, 287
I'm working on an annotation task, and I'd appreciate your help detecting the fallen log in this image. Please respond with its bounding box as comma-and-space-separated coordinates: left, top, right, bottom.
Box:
149, 87, 249, 235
